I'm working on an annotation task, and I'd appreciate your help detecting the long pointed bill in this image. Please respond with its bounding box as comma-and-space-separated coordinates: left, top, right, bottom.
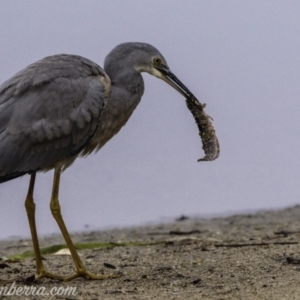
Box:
155, 66, 199, 106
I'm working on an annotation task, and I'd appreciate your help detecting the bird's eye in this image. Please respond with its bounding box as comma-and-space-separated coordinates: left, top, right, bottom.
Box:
153, 57, 162, 65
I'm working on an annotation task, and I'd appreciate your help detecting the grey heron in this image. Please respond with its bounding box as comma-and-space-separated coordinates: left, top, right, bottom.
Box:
0, 42, 201, 281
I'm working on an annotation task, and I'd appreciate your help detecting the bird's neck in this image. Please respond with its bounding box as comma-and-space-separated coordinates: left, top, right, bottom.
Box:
107, 68, 144, 119
109, 69, 144, 99
88, 68, 145, 152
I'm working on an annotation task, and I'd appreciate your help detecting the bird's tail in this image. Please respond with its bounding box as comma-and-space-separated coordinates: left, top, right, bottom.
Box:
0, 171, 28, 183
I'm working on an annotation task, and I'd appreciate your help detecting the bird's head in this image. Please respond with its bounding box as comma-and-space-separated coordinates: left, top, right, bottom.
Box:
104, 42, 197, 100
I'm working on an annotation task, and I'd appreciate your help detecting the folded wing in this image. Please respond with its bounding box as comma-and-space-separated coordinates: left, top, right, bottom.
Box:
0, 55, 107, 180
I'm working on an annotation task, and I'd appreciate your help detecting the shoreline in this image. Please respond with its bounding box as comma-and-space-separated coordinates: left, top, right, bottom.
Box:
1, 205, 292, 242
1, 205, 300, 299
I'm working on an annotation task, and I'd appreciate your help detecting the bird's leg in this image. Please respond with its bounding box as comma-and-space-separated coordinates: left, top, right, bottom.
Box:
50, 166, 119, 281
24, 172, 63, 281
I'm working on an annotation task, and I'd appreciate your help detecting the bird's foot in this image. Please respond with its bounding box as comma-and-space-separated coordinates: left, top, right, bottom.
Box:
35, 271, 64, 281
63, 269, 121, 281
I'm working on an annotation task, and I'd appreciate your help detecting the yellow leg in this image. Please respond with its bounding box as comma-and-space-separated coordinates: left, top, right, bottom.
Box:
25, 172, 63, 281
50, 167, 119, 281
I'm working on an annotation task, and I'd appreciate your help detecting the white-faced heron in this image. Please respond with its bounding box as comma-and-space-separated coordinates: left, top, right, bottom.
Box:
0, 42, 204, 281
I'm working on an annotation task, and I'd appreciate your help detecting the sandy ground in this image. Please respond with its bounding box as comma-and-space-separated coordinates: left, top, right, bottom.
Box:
1, 206, 300, 299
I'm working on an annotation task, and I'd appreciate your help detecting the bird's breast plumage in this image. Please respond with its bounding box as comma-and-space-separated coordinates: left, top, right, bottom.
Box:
81, 81, 143, 155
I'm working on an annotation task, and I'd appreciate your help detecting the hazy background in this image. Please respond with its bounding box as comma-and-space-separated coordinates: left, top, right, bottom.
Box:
0, 1, 300, 240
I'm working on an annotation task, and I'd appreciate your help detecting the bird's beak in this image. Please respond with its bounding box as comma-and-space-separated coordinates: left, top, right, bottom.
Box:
155, 65, 197, 101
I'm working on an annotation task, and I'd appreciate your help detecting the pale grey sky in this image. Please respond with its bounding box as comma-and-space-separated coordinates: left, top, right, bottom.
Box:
1, 1, 300, 240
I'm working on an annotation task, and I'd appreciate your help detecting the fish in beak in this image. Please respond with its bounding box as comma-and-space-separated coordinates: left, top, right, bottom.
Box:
154, 64, 220, 162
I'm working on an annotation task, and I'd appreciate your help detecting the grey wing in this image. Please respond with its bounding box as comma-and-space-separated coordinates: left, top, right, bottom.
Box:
0, 55, 107, 179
